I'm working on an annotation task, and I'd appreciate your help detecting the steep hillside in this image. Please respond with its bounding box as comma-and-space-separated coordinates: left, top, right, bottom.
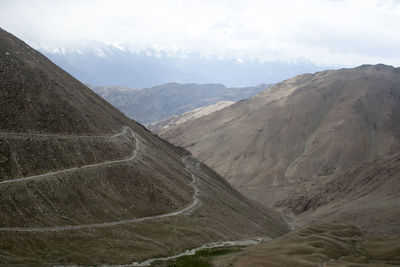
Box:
159, 65, 400, 234
148, 100, 234, 133
92, 83, 268, 124
0, 28, 288, 265
0, 34, 127, 135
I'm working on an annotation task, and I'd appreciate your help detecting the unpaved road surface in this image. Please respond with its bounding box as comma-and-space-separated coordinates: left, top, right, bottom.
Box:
0, 128, 201, 232
0, 127, 132, 185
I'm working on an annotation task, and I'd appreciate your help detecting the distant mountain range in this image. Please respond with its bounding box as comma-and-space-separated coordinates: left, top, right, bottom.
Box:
91, 83, 270, 124
36, 40, 328, 88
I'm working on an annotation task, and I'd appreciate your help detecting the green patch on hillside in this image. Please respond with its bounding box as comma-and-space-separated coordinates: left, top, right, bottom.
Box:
150, 246, 245, 267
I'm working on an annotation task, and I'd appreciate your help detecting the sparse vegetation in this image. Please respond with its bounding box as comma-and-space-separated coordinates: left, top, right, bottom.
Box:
150, 246, 246, 267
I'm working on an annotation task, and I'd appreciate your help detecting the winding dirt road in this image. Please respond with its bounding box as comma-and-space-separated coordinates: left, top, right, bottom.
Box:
0, 126, 129, 139
0, 127, 134, 185
0, 127, 275, 267
0, 127, 201, 232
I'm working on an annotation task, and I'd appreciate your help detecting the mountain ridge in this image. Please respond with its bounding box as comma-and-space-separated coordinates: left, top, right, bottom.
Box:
32, 39, 328, 88
92, 83, 269, 124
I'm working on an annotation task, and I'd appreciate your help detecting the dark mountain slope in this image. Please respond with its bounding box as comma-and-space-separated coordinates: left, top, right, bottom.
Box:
0, 28, 288, 265
0, 29, 130, 135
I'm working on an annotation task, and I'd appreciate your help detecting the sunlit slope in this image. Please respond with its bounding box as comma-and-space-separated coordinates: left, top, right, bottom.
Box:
160, 65, 400, 206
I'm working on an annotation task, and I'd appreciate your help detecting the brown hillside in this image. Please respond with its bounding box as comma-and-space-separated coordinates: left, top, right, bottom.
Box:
159, 65, 400, 235
160, 65, 400, 200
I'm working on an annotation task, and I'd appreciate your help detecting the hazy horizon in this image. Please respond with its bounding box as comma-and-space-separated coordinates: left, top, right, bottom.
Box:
1, 0, 399, 87
1, 0, 399, 66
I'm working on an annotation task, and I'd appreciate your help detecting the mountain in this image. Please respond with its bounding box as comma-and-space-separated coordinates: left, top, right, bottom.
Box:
0, 28, 288, 265
148, 100, 235, 133
36, 40, 327, 88
158, 65, 400, 234
92, 83, 269, 124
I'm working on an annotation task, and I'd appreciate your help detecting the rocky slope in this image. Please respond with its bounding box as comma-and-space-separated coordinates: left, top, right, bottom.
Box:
279, 152, 400, 236
159, 65, 400, 234
92, 83, 268, 124
0, 28, 288, 265
148, 100, 234, 133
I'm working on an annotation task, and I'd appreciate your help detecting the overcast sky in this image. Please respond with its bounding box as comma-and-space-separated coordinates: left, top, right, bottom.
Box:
1, 0, 399, 66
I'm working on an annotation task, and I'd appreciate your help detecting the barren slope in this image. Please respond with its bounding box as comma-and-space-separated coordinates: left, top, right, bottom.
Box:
160, 65, 400, 203
0, 28, 288, 265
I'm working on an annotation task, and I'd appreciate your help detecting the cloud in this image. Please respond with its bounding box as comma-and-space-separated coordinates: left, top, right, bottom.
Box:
0, 0, 399, 66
